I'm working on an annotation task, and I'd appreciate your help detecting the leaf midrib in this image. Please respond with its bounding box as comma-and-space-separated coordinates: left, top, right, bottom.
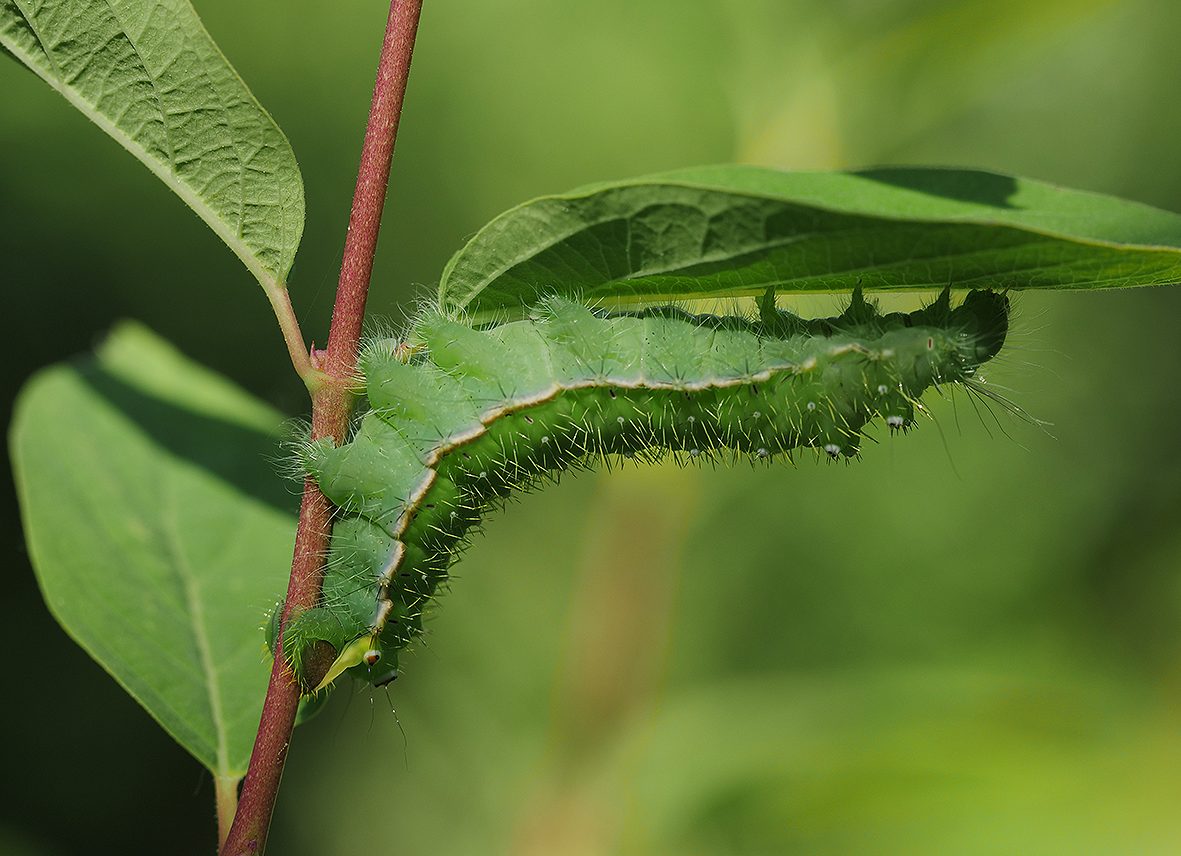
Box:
158, 471, 230, 777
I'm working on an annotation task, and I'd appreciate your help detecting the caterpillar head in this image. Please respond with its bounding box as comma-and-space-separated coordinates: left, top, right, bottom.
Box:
882, 289, 1009, 393
948, 289, 1010, 375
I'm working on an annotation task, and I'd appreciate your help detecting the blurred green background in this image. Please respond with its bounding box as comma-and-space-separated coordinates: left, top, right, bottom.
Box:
4, 0, 1181, 853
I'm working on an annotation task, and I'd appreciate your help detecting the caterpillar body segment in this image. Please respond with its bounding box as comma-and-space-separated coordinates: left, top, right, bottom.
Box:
270, 289, 1010, 693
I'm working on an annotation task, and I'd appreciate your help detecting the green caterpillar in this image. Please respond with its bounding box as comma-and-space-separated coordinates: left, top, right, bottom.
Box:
267, 288, 1009, 694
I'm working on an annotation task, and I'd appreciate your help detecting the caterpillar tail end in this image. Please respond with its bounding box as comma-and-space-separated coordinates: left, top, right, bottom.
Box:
265, 602, 401, 697
267, 604, 357, 696
310, 635, 374, 694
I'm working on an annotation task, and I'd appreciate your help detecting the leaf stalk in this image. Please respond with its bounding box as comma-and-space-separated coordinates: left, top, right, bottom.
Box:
262, 280, 323, 388
214, 775, 240, 848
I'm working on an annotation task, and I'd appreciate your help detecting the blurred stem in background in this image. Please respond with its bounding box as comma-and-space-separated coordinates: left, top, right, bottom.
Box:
511, 466, 700, 856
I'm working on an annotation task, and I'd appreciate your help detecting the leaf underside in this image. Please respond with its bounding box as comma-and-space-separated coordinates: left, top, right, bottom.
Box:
9, 324, 296, 776
0, 0, 304, 288
439, 165, 1181, 317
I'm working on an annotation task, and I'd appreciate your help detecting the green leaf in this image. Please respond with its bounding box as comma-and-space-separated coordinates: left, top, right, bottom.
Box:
0, 0, 304, 290
9, 324, 296, 776
439, 165, 1181, 316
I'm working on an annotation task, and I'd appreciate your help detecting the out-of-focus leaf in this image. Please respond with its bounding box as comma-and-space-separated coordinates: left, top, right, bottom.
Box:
439, 164, 1181, 316
9, 323, 296, 776
0, 0, 304, 290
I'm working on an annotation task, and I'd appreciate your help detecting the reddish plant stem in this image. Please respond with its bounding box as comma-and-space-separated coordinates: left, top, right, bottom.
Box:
323, 0, 423, 383
220, 484, 334, 856
220, 2, 423, 853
